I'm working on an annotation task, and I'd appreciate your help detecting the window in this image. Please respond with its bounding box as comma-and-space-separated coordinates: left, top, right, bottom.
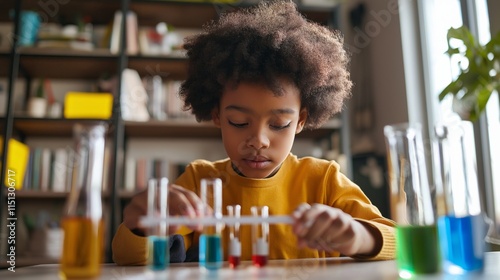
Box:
415, 0, 499, 234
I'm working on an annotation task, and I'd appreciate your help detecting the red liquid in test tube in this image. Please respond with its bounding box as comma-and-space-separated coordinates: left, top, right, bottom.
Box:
227, 205, 241, 268
252, 255, 268, 267
251, 206, 269, 267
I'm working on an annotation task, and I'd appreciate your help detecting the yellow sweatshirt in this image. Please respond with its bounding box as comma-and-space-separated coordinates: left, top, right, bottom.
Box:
112, 154, 395, 265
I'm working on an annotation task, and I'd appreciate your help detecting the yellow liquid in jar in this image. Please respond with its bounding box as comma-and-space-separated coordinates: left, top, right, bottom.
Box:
59, 217, 103, 279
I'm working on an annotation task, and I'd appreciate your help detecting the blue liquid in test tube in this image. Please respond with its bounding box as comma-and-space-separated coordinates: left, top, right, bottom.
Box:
438, 215, 485, 274
147, 178, 170, 271
199, 234, 223, 270
148, 236, 169, 270
199, 178, 224, 270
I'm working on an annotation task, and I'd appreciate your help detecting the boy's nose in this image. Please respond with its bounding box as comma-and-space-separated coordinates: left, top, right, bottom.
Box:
247, 130, 270, 150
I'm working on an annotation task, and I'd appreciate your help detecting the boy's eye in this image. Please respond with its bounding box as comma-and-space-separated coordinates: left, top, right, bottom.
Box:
270, 122, 291, 130
228, 120, 248, 128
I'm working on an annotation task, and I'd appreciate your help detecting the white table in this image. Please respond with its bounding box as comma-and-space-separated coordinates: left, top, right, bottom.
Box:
1, 252, 499, 279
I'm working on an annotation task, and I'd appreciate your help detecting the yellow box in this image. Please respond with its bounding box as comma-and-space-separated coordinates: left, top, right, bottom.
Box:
0, 138, 30, 190
64, 92, 113, 119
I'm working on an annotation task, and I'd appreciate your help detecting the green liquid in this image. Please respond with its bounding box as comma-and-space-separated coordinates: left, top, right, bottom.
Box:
396, 225, 440, 276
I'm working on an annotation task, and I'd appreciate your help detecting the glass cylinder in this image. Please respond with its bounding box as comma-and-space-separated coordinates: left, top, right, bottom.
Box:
227, 205, 241, 268
199, 178, 223, 270
147, 177, 169, 271
60, 122, 107, 279
384, 123, 440, 278
433, 117, 486, 274
251, 206, 269, 267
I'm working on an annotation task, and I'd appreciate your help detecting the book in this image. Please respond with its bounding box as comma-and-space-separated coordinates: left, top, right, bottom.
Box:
110, 11, 139, 55
0, 138, 30, 190
126, 11, 139, 55
124, 157, 136, 192
39, 148, 51, 192
109, 11, 123, 54
51, 148, 68, 192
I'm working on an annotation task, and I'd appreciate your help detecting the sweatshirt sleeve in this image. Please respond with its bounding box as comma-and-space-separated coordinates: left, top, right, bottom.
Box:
112, 162, 202, 266
326, 161, 397, 260
353, 219, 396, 260
112, 223, 148, 266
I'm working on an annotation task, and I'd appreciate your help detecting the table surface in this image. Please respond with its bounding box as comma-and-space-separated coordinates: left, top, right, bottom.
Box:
1, 252, 499, 279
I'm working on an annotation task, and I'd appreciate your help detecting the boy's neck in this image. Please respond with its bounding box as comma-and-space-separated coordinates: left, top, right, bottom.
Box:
231, 162, 282, 178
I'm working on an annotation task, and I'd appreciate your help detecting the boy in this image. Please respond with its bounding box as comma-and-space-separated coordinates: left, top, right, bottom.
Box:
113, 0, 395, 265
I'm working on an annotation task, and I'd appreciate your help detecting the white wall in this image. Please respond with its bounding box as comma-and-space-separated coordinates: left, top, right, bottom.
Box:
488, 0, 500, 34
341, 0, 408, 155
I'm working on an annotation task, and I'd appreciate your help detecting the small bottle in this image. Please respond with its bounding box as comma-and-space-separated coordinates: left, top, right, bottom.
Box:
251, 206, 269, 267
199, 178, 223, 270
227, 205, 241, 268
147, 177, 170, 271
59, 123, 107, 279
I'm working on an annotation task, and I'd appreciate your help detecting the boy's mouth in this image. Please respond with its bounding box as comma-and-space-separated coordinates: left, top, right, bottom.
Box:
243, 156, 271, 169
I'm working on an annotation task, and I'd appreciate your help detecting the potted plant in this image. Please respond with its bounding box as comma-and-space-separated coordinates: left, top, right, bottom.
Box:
439, 26, 500, 249
439, 26, 500, 121
27, 79, 47, 118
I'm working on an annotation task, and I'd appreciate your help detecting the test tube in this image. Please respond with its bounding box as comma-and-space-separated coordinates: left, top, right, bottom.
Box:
199, 178, 223, 270
147, 177, 169, 271
227, 205, 241, 268
251, 206, 269, 267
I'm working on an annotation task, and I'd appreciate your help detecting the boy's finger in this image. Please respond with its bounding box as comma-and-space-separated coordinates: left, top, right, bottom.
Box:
175, 187, 204, 214
292, 203, 311, 219
169, 189, 197, 217
301, 211, 332, 240
292, 203, 312, 234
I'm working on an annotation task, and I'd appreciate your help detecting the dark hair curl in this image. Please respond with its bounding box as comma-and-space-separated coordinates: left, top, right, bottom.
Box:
179, 0, 352, 129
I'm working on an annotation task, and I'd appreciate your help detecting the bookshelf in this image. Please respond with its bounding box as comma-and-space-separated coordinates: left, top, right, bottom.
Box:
0, 0, 347, 265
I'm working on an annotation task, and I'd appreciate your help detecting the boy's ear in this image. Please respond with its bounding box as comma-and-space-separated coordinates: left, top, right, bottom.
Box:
212, 107, 221, 128
295, 108, 307, 134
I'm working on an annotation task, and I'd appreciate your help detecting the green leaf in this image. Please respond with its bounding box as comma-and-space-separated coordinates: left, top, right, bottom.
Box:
439, 79, 462, 100
35, 79, 45, 98
476, 88, 492, 112
439, 26, 500, 121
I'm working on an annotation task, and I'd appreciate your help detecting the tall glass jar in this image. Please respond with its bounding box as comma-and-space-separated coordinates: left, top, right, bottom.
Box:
59, 122, 107, 279
433, 117, 486, 275
384, 123, 440, 278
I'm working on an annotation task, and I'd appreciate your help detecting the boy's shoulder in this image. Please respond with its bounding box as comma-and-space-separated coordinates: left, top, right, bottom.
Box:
186, 158, 230, 172
288, 154, 339, 167
286, 154, 341, 174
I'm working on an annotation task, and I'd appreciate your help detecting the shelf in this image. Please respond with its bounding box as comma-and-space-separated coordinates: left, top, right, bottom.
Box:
119, 191, 138, 199
128, 55, 188, 80
131, 1, 219, 28
14, 47, 190, 80
0, 0, 120, 25
130, 1, 336, 27
15, 190, 69, 199
2, 117, 340, 139
7, 117, 113, 138
12, 190, 137, 199
125, 117, 341, 139
18, 47, 118, 79
125, 119, 221, 138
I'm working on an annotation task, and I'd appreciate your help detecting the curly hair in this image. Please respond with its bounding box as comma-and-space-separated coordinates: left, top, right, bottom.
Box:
179, 0, 352, 129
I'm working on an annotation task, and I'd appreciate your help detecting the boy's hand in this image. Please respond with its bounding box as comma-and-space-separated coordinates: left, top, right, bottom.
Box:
291, 203, 377, 257
123, 184, 204, 235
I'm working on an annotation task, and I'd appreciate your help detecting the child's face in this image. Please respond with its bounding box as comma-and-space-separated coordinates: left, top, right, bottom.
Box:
213, 78, 307, 178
